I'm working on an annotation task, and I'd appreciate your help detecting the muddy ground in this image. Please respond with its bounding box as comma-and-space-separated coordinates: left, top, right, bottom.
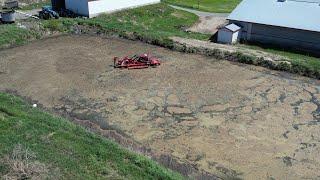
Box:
1, 35, 320, 179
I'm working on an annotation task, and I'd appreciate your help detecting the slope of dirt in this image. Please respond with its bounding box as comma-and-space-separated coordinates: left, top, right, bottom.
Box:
1, 35, 320, 179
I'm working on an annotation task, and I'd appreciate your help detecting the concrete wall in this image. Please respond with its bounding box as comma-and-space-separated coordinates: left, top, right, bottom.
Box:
65, 0, 88, 17
87, 0, 160, 18
230, 20, 320, 54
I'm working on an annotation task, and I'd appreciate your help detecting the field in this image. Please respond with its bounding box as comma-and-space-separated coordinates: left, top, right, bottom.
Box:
2, 3, 319, 79
163, 0, 241, 13
1, 35, 320, 179
0, 93, 182, 179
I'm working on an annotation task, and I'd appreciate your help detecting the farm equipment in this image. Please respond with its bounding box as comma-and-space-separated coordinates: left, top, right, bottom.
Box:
114, 53, 161, 69
38, 3, 76, 20
39, 6, 59, 19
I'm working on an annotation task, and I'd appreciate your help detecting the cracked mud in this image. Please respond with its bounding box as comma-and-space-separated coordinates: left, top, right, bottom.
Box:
1, 35, 320, 179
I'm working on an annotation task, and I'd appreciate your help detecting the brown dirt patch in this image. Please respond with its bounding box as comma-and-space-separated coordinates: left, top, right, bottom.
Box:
1, 35, 320, 179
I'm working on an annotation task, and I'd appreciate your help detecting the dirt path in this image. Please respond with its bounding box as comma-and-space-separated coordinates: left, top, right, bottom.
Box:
170, 5, 228, 34
170, 36, 289, 63
1, 35, 320, 179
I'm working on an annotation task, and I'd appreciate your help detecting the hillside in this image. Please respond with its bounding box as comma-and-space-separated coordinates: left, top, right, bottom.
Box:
0, 93, 182, 179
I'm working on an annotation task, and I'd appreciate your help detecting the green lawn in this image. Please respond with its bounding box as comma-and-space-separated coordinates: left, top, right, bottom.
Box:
1, 3, 209, 49
51, 3, 210, 42
0, 92, 182, 179
163, 0, 241, 13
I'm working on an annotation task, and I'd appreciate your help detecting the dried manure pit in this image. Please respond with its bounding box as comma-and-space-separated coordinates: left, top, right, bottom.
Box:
1, 35, 320, 179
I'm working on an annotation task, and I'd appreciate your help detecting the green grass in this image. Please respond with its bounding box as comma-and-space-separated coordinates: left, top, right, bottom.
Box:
240, 44, 320, 72
0, 3, 209, 54
0, 92, 183, 179
0, 24, 41, 49
163, 0, 241, 13
42, 3, 210, 42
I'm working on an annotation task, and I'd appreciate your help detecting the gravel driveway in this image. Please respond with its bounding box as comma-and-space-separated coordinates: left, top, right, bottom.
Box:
170, 5, 229, 34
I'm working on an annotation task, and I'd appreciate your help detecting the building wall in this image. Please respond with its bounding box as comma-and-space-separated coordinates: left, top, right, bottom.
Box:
231, 31, 239, 43
65, 0, 88, 17
230, 20, 320, 54
88, 0, 160, 18
218, 29, 233, 44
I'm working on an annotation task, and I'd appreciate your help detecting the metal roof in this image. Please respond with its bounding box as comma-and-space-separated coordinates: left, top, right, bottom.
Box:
227, 0, 320, 32
224, 23, 241, 32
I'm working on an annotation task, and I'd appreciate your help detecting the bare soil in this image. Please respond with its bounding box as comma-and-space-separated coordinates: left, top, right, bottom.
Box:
1, 35, 320, 179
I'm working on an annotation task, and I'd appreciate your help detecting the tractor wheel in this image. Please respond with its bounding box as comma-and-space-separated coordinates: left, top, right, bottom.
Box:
49, 13, 54, 19
41, 12, 50, 20
39, 12, 45, 19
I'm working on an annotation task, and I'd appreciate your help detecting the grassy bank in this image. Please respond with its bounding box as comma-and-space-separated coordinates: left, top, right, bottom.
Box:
0, 24, 41, 49
0, 92, 182, 179
239, 44, 320, 71
163, 0, 241, 13
1, 3, 209, 49
43, 3, 209, 43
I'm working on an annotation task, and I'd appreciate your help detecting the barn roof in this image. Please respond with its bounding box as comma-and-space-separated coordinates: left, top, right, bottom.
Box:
227, 0, 320, 32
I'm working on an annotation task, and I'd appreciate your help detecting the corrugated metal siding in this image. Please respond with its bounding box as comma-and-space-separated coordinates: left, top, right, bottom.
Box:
251, 24, 320, 44
65, 0, 89, 16
228, 0, 320, 32
234, 22, 320, 53
218, 30, 233, 44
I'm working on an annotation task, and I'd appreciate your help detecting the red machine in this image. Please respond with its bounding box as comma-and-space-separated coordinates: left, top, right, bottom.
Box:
114, 53, 161, 69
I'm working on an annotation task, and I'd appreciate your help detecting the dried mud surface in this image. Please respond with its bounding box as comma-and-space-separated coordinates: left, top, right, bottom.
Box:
1, 35, 320, 179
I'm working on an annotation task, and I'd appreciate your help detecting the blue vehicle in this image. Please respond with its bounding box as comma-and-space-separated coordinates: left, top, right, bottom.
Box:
39, 6, 59, 20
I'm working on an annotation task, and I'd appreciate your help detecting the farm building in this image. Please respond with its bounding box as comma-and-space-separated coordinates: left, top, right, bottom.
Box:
64, 0, 160, 18
227, 0, 320, 54
217, 23, 241, 44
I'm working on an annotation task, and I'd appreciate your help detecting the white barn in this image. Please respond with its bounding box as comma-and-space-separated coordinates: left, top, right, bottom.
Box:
65, 0, 161, 18
228, 0, 320, 54
217, 24, 241, 44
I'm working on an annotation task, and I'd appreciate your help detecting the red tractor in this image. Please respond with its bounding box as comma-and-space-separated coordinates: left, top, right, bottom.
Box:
114, 53, 161, 69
